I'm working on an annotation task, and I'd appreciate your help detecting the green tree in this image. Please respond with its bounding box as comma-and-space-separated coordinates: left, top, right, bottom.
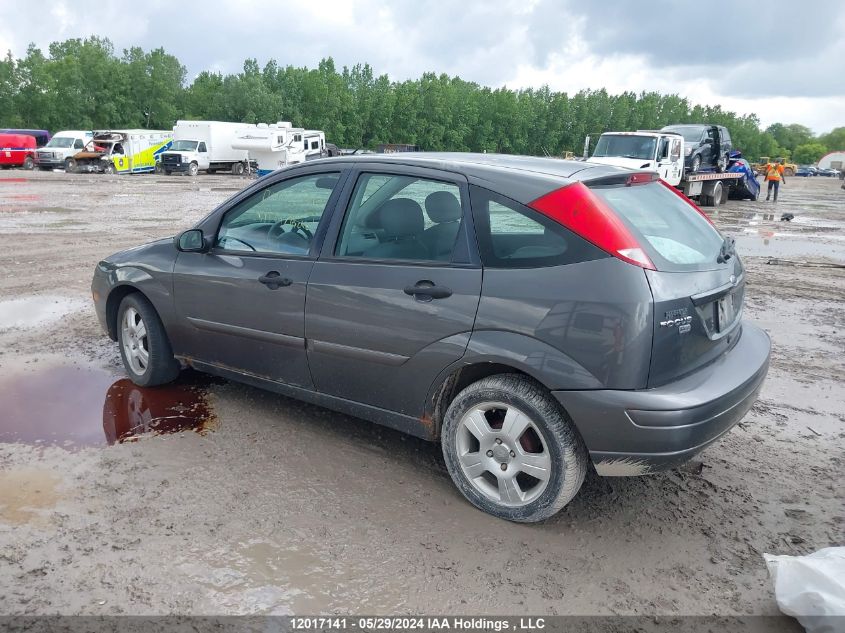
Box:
792, 143, 828, 165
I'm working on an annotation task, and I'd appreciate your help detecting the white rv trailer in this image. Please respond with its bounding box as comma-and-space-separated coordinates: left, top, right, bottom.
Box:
232, 122, 328, 176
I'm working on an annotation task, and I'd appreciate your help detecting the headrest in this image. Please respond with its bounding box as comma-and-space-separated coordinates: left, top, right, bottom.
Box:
379, 198, 424, 238
425, 191, 462, 223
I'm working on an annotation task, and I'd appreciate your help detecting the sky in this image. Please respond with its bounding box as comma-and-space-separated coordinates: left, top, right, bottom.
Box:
2, 0, 843, 134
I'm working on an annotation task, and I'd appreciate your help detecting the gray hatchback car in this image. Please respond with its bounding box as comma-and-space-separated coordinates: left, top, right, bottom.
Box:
92, 153, 770, 522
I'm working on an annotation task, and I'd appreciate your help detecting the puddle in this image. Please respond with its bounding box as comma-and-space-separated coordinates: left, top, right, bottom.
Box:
0, 296, 89, 331
733, 232, 845, 260
0, 468, 62, 524
0, 358, 216, 447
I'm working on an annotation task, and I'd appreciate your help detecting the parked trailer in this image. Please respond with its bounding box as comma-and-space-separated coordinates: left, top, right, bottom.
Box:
72, 130, 172, 174
232, 122, 329, 176
161, 121, 253, 176
0, 133, 37, 169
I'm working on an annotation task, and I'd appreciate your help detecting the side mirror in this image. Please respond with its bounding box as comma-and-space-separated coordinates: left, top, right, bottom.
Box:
176, 229, 208, 253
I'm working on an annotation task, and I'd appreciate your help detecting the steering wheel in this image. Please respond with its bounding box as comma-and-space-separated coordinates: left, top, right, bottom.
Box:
290, 224, 313, 240
268, 221, 287, 239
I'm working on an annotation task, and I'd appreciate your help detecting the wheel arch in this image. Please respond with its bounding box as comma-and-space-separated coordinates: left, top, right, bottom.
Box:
105, 284, 146, 340
422, 331, 601, 439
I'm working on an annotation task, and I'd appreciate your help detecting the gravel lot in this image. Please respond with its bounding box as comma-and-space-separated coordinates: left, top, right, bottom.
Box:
0, 170, 842, 619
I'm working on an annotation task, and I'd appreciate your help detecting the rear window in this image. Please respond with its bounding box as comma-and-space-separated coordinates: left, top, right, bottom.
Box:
590, 182, 724, 272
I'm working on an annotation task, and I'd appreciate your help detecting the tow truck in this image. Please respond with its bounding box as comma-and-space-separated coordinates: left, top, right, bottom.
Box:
587, 130, 745, 206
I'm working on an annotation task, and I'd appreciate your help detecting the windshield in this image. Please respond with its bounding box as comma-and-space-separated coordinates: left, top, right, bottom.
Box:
45, 137, 75, 148
171, 140, 198, 151
664, 126, 702, 143
593, 135, 657, 161
591, 182, 724, 272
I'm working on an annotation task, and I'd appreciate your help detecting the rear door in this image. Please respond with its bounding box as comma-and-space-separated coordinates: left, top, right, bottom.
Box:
172, 168, 346, 387
589, 181, 743, 386
305, 165, 482, 416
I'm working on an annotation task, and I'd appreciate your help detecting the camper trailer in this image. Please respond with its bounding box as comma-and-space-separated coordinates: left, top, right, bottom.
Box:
232, 122, 330, 176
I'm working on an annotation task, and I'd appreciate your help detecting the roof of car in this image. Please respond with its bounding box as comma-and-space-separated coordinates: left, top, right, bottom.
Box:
312, 152, 622, 179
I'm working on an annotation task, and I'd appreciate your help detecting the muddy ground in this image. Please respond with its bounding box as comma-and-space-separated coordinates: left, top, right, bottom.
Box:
0, 170, 842, 618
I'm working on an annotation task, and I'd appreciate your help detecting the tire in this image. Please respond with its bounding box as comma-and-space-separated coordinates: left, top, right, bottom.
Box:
690, 154, 702, 173
783, 167, 794, 177
103, 162, 116, 175
22, 156, 34, 170
116, 293, 180, 387
187, 162, 199, 176
717, 153, 728, 173
231, 162, 245, 175
441, 374, 588, 523
64, 157, 77, 173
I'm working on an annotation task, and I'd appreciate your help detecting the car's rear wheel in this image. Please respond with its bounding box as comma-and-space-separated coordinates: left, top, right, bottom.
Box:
441, 374, 588, 523
22, 156, 34, 170
117, 294, 180, 387
231, 161, 245, 175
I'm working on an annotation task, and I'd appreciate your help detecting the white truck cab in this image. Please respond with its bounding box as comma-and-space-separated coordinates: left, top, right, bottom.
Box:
35, 131, 93, 171
589, 131, 684, 186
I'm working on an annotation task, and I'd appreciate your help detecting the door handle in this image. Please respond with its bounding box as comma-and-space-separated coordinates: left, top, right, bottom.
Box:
258, 271, 292, 289
404, 280, 452, 300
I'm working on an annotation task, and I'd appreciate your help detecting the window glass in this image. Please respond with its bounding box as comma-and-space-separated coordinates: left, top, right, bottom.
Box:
74, 139, 84, 149
198, 142, 207, 152
216, 172, 339, 256
471, 185, 605, 268
336, 173, 463, 262
591, 182, 723, 271
310, 141, 319, 150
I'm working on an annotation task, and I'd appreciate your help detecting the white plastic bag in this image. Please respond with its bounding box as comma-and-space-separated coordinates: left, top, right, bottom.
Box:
764, 547, 845, 633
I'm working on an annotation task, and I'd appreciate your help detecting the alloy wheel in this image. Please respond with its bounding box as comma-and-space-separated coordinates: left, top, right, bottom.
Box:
455, 402, 552, 507
121, 307, 149, 376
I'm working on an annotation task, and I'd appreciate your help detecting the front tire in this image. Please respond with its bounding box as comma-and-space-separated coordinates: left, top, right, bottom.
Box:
64, 157, 77, 173
441, 374, 588, 523
187, 162, 199, 176
690, 154, 702, 173
117, 294, 180, 387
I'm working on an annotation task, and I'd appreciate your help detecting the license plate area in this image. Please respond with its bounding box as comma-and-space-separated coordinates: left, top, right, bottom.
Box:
716, 293, 736, 332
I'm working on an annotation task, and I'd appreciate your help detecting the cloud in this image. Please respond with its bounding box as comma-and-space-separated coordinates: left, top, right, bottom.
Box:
0, 0, 842, 132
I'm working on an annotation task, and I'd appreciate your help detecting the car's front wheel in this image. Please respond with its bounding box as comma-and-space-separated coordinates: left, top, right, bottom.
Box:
441, 374, 588, 522
691, 154, 702, 173
117, 294, 180, 387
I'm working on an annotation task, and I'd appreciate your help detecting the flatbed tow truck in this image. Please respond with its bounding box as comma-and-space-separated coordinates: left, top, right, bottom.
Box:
587, 130, 745, 206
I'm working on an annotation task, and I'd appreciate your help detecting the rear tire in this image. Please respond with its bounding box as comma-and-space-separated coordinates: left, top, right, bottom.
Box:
783, 167, 794, 177
116, 294, 180, 387
441, 374, 588, 523
231, 162, 245, 175
22, 156, 34, 170
103, 162, 116, 175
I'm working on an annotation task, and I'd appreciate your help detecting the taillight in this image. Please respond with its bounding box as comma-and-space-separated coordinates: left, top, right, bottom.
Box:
658, 179, 716, 226
528, 182, 656, 270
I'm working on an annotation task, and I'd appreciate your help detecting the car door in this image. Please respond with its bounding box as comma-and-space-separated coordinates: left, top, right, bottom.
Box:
305, 165, 482, 417
171, 168, 346, 387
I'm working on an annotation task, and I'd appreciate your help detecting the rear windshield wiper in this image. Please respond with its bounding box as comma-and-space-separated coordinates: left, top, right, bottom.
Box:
717, 236, 736, 263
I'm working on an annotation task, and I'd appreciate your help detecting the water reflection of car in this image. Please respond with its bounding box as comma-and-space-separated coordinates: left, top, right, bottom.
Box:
727, 158, 761, 201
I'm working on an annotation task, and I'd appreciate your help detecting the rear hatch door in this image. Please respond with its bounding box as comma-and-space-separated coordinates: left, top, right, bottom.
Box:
590, 180, 744, 387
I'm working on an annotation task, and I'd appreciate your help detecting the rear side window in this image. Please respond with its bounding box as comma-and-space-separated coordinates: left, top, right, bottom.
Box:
591, 182, 723, 271
470, 185, 606, 269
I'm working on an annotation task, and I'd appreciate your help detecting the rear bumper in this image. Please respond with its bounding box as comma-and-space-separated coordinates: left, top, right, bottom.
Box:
553, 322, 770, 475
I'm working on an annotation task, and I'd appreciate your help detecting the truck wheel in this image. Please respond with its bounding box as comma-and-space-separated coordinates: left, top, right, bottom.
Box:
231, 162, 245, 176
691, 154, 702, 173
64, 158, 77, 173
187, 162, 199, 176
441, 374, 588, 523
783, 167, 795, 177
103, 163, 116, 175
22, 156, 34, 170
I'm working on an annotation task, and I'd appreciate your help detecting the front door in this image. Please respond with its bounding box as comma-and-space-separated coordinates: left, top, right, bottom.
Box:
306, 167, 482, 416
172, 170, 344, 387
658, 135, 683, 186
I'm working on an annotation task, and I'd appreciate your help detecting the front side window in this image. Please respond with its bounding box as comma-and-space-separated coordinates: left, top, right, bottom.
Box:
197, 142, 207, 152
216, 172, 340, 256
336, 173, 463, 262
471, 185, 605, 269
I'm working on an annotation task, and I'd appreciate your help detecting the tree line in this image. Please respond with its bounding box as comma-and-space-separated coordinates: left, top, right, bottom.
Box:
1, 37, 842, 162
